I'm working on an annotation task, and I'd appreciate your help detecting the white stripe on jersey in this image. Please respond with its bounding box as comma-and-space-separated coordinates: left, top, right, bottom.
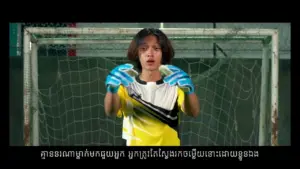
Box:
122, 116, 142, 142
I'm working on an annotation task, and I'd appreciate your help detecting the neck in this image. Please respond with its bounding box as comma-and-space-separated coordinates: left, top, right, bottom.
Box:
139, 69, 162, 82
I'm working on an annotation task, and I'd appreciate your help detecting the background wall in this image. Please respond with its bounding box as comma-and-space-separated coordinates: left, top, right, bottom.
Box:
9, 23, 290, 146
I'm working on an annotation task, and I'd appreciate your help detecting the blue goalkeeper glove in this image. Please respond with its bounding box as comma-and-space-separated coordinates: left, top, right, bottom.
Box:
105, 63, 138, 93
159, 65, 195, 95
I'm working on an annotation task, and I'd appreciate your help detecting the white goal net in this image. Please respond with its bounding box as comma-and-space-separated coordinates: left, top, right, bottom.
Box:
22, 24, 279, 146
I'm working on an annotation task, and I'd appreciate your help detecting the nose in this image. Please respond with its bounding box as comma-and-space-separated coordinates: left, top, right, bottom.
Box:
146, 48, 154, 57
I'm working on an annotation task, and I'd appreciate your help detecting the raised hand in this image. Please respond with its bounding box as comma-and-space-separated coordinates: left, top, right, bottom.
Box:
159, 65, 195, 95
105, 63, 138, 93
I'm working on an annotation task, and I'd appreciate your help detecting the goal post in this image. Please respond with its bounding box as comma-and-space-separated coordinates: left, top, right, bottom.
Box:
23, 27, 279, 146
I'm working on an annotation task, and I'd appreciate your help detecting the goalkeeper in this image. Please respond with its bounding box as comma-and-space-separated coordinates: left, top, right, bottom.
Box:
104, 28, 200, 146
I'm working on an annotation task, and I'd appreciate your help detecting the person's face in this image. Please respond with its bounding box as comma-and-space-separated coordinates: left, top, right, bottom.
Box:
138, 35, 162, 72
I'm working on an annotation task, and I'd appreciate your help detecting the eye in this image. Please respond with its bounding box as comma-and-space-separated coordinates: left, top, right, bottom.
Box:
140, 46, 147, 51
154, 47, 160, 51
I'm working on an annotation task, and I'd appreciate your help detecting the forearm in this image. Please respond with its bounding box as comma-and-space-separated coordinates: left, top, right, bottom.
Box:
183, 93, 200, 117
104, 92, 121, 116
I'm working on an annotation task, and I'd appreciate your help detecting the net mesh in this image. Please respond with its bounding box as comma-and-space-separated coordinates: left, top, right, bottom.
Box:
22, 23, 270, 146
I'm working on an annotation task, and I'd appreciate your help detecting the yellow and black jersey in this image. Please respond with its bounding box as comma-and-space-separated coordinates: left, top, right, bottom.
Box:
116, 76, 185, 146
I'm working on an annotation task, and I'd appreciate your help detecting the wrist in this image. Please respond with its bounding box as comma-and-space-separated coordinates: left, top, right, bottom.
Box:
107, 85, 119, 94
185, 90, 194, 95
180, 85, 194, 95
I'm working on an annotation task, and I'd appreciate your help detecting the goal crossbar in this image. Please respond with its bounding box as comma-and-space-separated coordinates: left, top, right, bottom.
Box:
25, 27, 275, 45
25, 27, 276, 36
23, 27, 279, 147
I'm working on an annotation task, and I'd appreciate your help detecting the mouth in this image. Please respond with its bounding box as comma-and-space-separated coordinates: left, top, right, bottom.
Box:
147, 60, 155, 63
